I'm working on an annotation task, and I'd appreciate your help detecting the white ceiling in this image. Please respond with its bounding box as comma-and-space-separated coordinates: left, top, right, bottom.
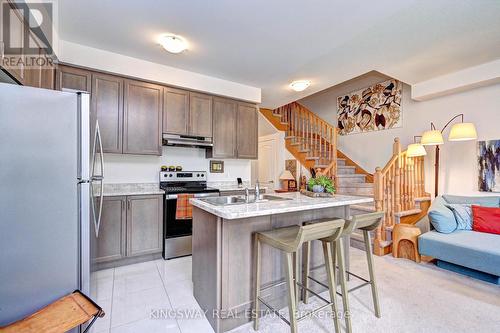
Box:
58, 0, 500, 108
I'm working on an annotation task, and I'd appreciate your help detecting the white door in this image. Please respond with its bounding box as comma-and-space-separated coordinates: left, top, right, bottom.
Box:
257, 138, 277, 190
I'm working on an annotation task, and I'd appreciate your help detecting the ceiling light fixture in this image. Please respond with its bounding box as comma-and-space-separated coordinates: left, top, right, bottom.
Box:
290, 80, 310, 92
159, 34, 188, 54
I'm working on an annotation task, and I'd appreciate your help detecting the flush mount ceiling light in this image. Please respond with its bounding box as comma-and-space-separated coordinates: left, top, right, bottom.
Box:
159, 34, 188, 54
290, 80, 310, 92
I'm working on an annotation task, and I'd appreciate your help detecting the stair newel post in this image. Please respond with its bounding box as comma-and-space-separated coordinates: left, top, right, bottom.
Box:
393, 138, 402, 213
334, 128, 338, 186
301, 106, 305, 151
374, 167, 384, 256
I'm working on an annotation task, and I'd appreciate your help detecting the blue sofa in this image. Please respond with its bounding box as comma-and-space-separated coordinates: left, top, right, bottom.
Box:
418, 195, 500, 284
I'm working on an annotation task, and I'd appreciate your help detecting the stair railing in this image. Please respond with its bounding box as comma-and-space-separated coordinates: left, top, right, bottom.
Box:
273, 102, 338, 182
373, 138, 426, 255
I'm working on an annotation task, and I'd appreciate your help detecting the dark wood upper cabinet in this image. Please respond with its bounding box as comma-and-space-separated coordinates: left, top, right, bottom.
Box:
123, 79, 163, 155
189, 93, 213, 137
210, 98, 237, 158
163, 87, 189, 135
236, 102, 258, 159
92, 73, 124, 154
56, 64, 91, 92
4, 7, 25, 84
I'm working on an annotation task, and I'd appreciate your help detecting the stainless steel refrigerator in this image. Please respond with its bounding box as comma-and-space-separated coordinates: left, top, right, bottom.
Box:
0, 82, 104, 328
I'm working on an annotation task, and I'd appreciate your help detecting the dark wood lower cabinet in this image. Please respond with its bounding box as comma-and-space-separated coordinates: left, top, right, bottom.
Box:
91, 196, 127, 264
91, 194, 163, 266
126, 195, 163, 257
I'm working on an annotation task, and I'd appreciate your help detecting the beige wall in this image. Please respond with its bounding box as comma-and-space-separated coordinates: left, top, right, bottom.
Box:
299, 75, 500, 196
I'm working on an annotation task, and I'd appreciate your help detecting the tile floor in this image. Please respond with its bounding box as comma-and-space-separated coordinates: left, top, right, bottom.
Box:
90, 256, 214, 333
90, 249, 500, 333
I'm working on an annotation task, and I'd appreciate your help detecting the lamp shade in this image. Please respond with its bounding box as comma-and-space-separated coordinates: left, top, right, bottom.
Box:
407, 143, 427, 157
279, 170, 295, 180
448, 122, 477, 141
421, 130, 444, 145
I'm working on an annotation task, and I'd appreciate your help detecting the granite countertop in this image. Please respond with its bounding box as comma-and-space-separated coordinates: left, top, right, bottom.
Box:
93, 183, 164, 196
190, 192, 373, 219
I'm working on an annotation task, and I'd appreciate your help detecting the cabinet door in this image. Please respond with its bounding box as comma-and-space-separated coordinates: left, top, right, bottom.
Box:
126, 195, 163, 257
4, 6, 25, 83
236, 102, 258, 159
211, 98, 237, 158
123, 80, 163, 155
56, 64, 91, 92
92, 73, 123, 153
91, 196, 126, 263
163, 87, 189, 135
189, 93, 213, 137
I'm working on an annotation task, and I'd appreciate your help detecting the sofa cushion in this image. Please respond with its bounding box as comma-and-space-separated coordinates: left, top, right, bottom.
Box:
442, 195, 499, 207
445, 204, 472, 230
418, 230, 500, 276
428, 196, 457, 233
472, 205, 500, 235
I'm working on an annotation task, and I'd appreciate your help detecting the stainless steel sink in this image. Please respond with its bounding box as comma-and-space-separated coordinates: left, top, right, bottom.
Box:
255, 194, 293, 201
200, 194, 292, 206
200, 196, 247, 206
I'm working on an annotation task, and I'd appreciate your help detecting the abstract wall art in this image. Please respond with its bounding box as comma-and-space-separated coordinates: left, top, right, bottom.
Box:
478, 140, 500, 192
337, 79, 403, 135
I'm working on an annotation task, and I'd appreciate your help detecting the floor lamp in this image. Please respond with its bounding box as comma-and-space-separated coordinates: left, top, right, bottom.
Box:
417, 114, 477, 197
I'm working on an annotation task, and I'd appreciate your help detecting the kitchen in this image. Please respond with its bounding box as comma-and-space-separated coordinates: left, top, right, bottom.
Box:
0, 10, 373, 331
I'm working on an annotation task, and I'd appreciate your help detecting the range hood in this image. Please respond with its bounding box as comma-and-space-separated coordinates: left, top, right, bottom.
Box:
162, 134, 213, 148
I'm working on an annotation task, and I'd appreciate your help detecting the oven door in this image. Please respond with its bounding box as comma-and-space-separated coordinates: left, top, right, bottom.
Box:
163, 192, 219, 259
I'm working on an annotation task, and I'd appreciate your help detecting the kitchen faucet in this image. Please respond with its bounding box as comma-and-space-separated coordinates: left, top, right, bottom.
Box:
254, 180, 260, 201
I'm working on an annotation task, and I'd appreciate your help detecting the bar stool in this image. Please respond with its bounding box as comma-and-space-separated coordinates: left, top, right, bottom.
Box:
302, 212, 385, 333
253, 219, 345, 333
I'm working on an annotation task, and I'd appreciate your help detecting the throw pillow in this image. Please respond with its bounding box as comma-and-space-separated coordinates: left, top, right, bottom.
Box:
428, 196, 457, 233
445, 204, 473, 230
472, 205, 500, 235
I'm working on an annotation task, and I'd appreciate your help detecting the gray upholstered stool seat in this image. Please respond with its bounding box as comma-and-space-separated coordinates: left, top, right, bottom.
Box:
253, 219, 345, 333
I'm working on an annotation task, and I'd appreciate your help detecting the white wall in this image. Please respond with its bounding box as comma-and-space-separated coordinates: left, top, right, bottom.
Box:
59, 40, 261, 103
300, 78, 500, 196
103, 146, 251, 184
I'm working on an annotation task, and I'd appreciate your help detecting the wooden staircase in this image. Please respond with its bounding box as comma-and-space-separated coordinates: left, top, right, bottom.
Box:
260, 102, 431, 256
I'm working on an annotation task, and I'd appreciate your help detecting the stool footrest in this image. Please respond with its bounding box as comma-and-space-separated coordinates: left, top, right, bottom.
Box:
257, 280, 334, 326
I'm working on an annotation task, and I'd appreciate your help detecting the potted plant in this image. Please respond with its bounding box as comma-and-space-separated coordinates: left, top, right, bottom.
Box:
308, 175, 335, 194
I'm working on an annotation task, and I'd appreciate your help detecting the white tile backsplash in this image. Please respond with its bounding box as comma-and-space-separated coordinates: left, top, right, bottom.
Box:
103, 146, 250, 184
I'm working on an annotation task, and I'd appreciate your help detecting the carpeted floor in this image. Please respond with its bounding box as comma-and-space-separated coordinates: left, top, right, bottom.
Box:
229, 248, 500, 333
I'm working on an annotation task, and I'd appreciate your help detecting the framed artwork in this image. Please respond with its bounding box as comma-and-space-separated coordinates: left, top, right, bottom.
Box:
209, 160, 224, 173
478, 140, 500, 192
337, 79, 403, 135
285, 159, 297, 179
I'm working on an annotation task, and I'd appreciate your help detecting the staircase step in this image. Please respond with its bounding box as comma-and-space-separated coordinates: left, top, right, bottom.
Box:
394, 208, 422, 218
314, 164, 330, 168
337, 158, 346, 166
305, 156, 320, 161
337, 174, 366, 185
290, 142, 302, 146
280, 122, 289, 125
350, 203, 376, 213
298, 149, 310, 153
337, 166, 356, 175
337, 183, 374, 196
284, 136, 296, 140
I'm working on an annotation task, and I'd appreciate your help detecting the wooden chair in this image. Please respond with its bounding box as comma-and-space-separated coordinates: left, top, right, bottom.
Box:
253, 219, 345, 333
0, 290, 104, 333
303, 211, 385, 333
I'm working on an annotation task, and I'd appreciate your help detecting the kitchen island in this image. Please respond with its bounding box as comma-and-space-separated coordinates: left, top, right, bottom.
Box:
190, 192, 373, 333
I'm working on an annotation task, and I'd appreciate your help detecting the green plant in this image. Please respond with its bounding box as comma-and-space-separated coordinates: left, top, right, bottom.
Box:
308, 175, 335, 193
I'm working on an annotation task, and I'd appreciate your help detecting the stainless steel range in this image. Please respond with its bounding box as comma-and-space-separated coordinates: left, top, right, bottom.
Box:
160, 171, 219, 259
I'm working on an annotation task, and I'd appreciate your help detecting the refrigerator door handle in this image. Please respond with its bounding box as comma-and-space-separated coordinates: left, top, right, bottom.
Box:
91, 120, 105, 238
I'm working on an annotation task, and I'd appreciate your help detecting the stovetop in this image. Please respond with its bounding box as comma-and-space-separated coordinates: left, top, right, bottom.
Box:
159, 171, 219, 194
